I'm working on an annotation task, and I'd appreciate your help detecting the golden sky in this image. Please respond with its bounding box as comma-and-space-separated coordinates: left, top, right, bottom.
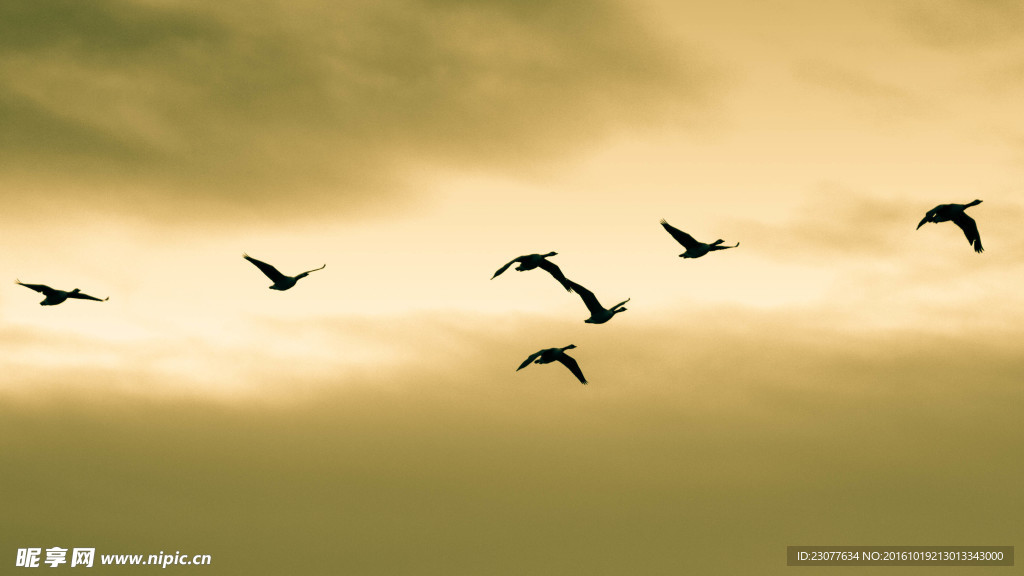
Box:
2, 0, 1022, 573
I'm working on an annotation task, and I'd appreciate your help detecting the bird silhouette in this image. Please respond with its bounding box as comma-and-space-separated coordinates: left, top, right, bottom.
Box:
16, 280, 108, 306
916, 200, 984, 253
564, 279, 629, 324
517, 344, 587, 384
660, 219, 739, 258
243, 254, 325, 290
491, 252, 573, 292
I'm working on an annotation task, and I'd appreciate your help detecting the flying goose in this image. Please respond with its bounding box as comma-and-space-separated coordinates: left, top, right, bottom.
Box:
916, 199, 984, 253
517, 344, 587, 385
491, 252, 573, 292
564, 279, 629, 324
16, 280, 108, 306
660, 219, 739, 258
243, 253, 325, 290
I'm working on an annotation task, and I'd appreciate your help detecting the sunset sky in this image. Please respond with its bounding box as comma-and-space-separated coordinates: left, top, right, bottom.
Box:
2, 1, 1022, 573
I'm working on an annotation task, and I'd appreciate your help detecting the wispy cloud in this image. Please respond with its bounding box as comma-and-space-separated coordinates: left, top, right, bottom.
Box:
729, 183, 916, 262
898, 0, 1024, 49
2, 307, 1021, 574
793, 61, 928, 122
0, 0, 714, 220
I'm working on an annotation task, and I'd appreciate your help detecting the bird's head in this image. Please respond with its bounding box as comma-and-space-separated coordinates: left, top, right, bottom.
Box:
71, 288, 80, 293
564, 344, 577, 350
544, 251, 558, 257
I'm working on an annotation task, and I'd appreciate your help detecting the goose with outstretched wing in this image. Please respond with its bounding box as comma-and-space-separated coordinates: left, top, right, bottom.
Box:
564, 279, 629, 324
517, 344, 587, 385
16, 280, 108, 306
660, 219, 739, 259
244, 254, 325, 291
916, 199, 984, 253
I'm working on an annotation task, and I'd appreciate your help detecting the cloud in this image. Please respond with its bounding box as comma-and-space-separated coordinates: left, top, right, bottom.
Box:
730, 184, 1024, 266
719, 186, 1024, 332
793, 61, 928, 122
728, 183, 916, 263
1, 308, 1022, 574
897, 0, 1024, 49
0, 0, 713, 221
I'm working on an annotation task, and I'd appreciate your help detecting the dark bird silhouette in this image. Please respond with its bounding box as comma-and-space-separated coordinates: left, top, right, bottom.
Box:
564, 279, 629, 324
517, 344, 587, 385
491, 252, 573, 292
660, 219, 739, 258
243, 253, 325, 290
16, 280, 108, 306
916, 199, 984, 253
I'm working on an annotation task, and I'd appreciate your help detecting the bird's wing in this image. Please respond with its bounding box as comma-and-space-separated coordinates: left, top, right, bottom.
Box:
517, 350, 543, 371
244, 254, 287, 282
660, 220, 700, 249
15, 281, 55, 295
952, 213, 983, 253
66, 291, 108, 302
565, 280, 602, 311
491, 256, 523, 279
537, 259, 574, 292
557, 354, 588, 385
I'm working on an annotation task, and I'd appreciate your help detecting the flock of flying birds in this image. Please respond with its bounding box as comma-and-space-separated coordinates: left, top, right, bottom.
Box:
503, 199, 985, 385
498, 218, 738, 385
14, 199, 985, 385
